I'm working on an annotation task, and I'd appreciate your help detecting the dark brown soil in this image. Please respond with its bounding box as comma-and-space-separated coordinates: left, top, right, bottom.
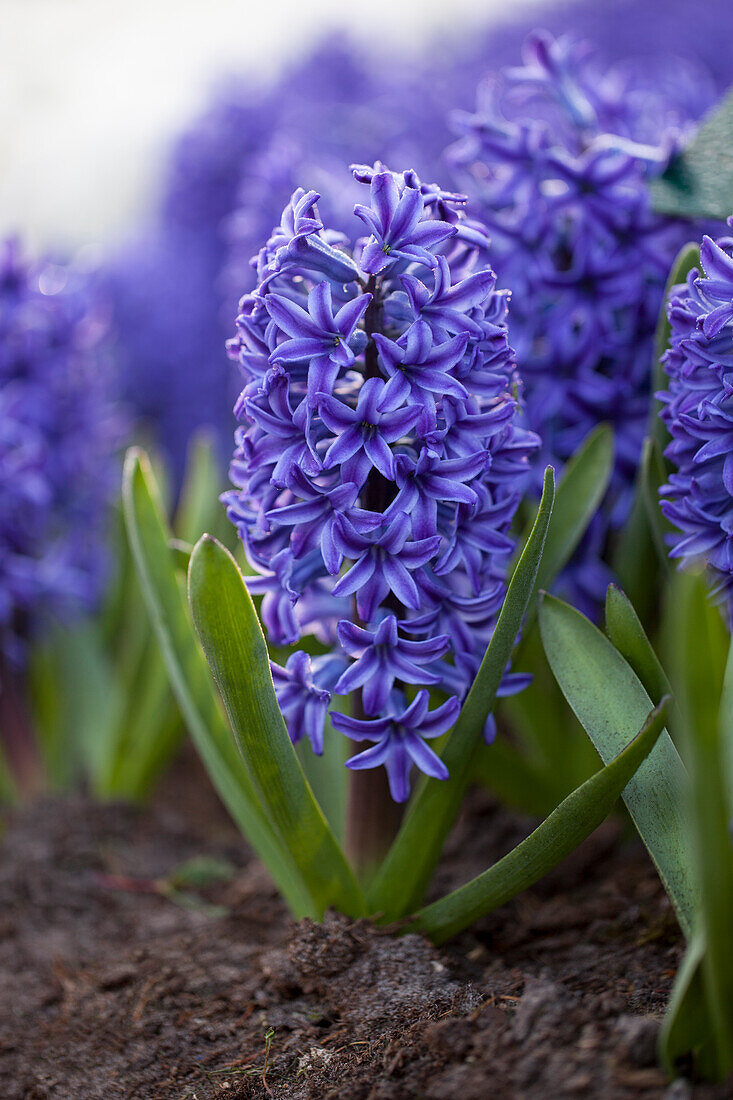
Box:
0, 774, 730, 1099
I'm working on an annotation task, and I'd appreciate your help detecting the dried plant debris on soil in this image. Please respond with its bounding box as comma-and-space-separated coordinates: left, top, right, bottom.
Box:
0, 791, 729, 1099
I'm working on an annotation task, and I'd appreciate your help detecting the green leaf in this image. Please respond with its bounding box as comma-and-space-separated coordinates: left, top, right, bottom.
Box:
28, 620, 123, 791
527, 425, 614, 606
481, 628, 599, 817
659, 931, 718, 1078
123, 447, 315, 918
411, 698, 670, 944
669, 574, 733, 1078
174, 431, 228, 546
539, 593, 695, 938
651, 88, 733, 221
188, 533, 365, 918
368, 466, 555, 918
166, 855, 237, 890
604, 584, 673, 706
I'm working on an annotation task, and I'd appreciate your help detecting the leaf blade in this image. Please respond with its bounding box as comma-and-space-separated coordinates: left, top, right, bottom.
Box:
412, 698, 670, 944
122, 447, 314, 917
539, 593, 695, 937
188, 533, 365, 918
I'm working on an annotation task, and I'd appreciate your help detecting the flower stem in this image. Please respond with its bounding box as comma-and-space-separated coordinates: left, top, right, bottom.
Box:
345, 280, 404, 881
345, 753, 403, 884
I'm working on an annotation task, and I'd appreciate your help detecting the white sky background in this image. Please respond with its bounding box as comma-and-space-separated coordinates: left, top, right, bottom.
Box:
0, 0, 547, 253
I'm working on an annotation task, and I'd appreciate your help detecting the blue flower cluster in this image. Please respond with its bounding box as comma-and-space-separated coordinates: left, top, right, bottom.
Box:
105, 12, 733, 488
660, 220, 733, 602
223, 165, 539, 801
448, 31, 715, 611
0, 240, 121, 663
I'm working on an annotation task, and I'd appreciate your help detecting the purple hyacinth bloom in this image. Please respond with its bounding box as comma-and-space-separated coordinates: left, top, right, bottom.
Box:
448, 29, 718, 614
320, 378, 422, 486
335, 616, 449, 715
332, 512, 441, 622
223, 162, 538, 799
271, 651, 346, 754
0, 240, 122, 663
333, 690, 460, 803
268, 281, 369, 404
355, 169, 457, 275
659, 219, 733, 602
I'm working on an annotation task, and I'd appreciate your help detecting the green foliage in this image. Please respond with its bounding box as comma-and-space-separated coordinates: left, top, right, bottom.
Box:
660, 573, 733, 1081
22, 433, 228, 803
475, 426, 616, 816
411, 698, 670, 943
525, 425, 614, 614
187, 533, 365, 918
123, 448, 315, 917
539, 593, 695, 937
651, 88, 733, 221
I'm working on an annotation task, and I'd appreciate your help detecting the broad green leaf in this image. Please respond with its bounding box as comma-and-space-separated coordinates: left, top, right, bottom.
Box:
369, 466, 555, 918
188, 534, 365, 918
123, 448, 314, 917
527, 425, 613, 607
651, 88, 733, 221
604, 584, 673, 706
670, 574, 733, 1078
651, 243, 700, 453
539, 594, 695, 938
412, 699, 670, 944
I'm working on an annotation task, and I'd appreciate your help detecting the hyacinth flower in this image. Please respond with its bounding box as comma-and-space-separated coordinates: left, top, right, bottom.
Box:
658, 220, 733, 606
220, 163, 540, 819
124, 149, 678, 940
448, 30, 717, 613
0, 239, 127, 798
0, 239, 121, 665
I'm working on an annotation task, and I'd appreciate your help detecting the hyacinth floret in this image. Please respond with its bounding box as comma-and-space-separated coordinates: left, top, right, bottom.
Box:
449, 30, 715, 612
659, 218, 733, 604
0, 240, 121, 663
223, 164, 538, 801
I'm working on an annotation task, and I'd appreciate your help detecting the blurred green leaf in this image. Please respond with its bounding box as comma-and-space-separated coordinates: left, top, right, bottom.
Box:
539, 593, 695, 937
188, 533, 365, 918
174, 431, 229, 546
412, 698, 670, 944
369, 466, 555, 918
659, 931, 717, 1078
123, 447, 314, 917
166, 854, 237, 890
651, 88, 733, 221
667, 574, 733, 1079
525, 425, 614, 611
